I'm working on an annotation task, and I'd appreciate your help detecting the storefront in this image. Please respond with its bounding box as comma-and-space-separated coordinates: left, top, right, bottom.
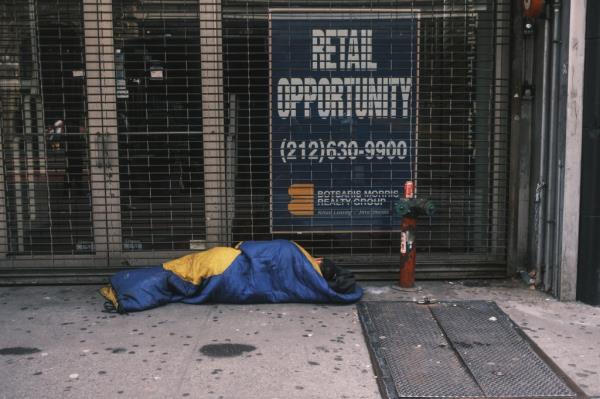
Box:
0, 0, 510, 280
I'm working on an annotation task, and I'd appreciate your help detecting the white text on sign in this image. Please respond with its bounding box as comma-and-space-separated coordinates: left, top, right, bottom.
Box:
276, 28, 412, 119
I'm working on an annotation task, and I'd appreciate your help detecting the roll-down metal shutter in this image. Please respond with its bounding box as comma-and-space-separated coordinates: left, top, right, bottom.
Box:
0, 0, 509, 281
224, 0, 510, 279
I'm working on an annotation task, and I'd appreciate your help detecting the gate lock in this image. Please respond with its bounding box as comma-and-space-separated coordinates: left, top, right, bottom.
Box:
393, 182, 435, 288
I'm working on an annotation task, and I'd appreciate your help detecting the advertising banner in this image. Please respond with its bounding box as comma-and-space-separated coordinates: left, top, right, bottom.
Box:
270, 11, 417, 232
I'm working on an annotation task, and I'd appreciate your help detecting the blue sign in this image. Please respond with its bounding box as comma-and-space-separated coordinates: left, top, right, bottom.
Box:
270, 11, 417, 232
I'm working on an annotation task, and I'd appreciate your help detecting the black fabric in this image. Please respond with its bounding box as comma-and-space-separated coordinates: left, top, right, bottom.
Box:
320, 259, 357, 294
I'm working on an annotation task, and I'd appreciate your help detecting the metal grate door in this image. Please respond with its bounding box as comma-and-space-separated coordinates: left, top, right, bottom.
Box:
112, 0, 206, 252
223, 0, 510, 278
0, 0, 510, 280
0, 0, 213, 274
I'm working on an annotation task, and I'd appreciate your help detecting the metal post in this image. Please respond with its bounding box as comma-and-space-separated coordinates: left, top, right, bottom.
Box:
543, 0, 562, 290
200, 0, 227, 247
507, 1, 524, 274
534, 5, 553, 285
83, 0, 122, 262
513, 13, 534, 273
559, 0, 586, 300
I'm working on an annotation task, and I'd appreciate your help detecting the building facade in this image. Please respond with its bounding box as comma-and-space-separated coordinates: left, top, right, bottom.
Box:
0, 0, 594, 303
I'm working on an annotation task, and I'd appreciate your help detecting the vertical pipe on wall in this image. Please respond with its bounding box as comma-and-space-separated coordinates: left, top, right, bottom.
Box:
506, 0, 537, 274
514, 8, 533, 273
544, 0, 562, 290
534, 4, 552, 285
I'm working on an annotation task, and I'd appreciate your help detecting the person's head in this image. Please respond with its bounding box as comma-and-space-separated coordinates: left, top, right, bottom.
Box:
317, 258, 357, 294
318, 258, 336, 281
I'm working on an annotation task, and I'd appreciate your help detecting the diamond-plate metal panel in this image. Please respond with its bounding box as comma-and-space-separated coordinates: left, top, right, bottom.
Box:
358, 302, 483, 399
357, 301, 577, 399
431, 301, 575, 398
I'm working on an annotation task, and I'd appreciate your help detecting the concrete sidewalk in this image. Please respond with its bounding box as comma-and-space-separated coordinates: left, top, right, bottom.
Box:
0, 280, 598, 399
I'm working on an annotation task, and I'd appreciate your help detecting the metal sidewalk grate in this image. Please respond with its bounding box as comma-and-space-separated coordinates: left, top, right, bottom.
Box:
357, 301, 577, 399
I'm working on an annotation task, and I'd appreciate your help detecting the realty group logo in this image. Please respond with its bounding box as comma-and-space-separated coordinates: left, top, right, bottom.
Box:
288, 183, 314, 216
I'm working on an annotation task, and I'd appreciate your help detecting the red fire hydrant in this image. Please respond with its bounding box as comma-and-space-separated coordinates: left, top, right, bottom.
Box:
399, 215, 418, 288
394, 181, 435, 288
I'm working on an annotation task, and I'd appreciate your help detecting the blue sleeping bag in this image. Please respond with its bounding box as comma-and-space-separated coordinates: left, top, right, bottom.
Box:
100, 240, 362, 312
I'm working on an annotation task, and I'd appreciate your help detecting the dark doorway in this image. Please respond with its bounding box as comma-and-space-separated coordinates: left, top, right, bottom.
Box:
113, 1, 205, 251
577, 0, 600, 305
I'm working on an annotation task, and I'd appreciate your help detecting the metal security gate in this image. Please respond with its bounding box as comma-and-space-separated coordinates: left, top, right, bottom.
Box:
0, 0, 510, 281
223, 0, 510, 279
0, 0, 219, 277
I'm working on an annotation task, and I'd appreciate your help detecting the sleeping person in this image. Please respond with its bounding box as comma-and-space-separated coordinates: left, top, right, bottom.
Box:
100, 240, 362, 313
